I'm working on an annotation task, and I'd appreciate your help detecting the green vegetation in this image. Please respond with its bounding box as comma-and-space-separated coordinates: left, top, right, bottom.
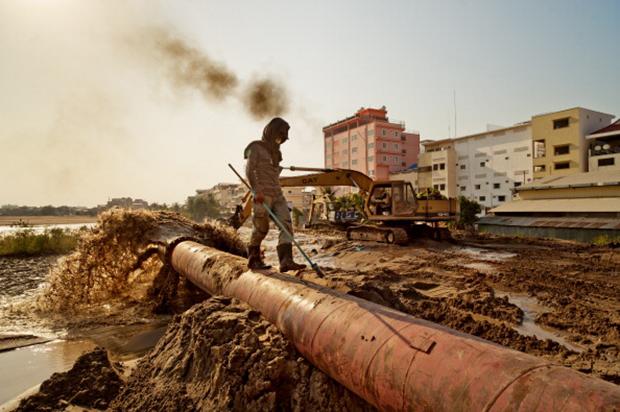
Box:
457, 196, 482, 230
0, 228, 83, 256
333, 193, 364, 213
592, 234, 620, 246
185, 194, 222, 222
0, 204, 98, 216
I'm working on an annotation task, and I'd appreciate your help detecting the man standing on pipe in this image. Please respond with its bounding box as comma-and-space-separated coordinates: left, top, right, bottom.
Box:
244, 117, 306, 272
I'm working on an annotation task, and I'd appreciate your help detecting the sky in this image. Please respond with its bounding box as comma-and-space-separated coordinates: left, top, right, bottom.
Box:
1, 0, 619, 207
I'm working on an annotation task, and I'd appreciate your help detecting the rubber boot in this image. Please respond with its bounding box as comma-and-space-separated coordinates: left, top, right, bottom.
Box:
247, 246, 271, 270
277, 243, 306, 272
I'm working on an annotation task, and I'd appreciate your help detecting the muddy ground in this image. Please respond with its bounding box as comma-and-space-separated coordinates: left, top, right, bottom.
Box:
5, 211, 619, 410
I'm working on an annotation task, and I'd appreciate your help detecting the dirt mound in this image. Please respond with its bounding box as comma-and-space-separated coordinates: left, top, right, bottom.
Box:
110, 297, 374, 412
35, 209, 245, 317
15, 347, 124, 411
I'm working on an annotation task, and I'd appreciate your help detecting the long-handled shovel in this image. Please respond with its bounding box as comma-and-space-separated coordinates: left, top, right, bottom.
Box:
228, 164, 325, 278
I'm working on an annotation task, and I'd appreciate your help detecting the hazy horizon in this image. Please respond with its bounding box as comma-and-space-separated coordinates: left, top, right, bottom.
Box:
2, 0, 619, 207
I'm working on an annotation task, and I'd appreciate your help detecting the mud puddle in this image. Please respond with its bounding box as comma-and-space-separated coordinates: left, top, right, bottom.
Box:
457, 246, 517, 261
0, 339, 96, 405
0, 320, 169, 406
496, 291, 584, 353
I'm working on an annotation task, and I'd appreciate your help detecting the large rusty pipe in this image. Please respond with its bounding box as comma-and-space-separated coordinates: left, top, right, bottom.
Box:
169, 241, 620, 411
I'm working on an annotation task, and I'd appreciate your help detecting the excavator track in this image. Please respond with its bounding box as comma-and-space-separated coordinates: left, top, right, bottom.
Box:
346, 225, 409, 245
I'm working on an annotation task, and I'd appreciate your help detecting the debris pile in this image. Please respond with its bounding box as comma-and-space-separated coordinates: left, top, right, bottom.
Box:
110, 297, 374, 411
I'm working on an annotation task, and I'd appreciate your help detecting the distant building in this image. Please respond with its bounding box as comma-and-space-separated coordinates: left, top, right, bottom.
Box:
531, 107, 614, 179
417, 139, 458, 198
323, 107, 420, 181
480, 169, 620, 243
196, 183, 245, 216
408, 107, 615, 212
131, 199, 149, 209
587, 119, 620, 172
453, 122, 532, 209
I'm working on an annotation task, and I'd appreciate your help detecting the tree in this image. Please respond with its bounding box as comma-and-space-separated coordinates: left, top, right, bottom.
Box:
457, 196, 481, 230
185, 195, 222, 222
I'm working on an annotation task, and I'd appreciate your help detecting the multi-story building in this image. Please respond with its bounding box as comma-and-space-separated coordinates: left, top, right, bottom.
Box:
323, 107, 420, 181
587, 119, 620, 172
531, 107, 614, 179
417, 139, 457, 198
453, 122, 532, 209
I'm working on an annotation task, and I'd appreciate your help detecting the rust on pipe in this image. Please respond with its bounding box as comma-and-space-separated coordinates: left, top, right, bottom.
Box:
169, 241, 620, 411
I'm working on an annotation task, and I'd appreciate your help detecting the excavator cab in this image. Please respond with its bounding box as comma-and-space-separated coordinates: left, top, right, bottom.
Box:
367, 181, 417, 218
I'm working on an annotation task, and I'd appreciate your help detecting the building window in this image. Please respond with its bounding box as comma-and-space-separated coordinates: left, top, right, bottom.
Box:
533, 140, 546, 158
554, 145, 570, 155
553, 118, 570, 129
401, 162, 406, 167
382, 129, 386, 137
352, 147, 358, 153
598, 157, 615, 167
514, 182, 522, 187
367, 129, 375, 137
493, 183, 500, 189
479, 196, 486, 201
382, 155, 387, 162
368, 156, 374, 162
352, 159, 358, 165
351, 134, 357, 141
401, 135, 406, 141
382, 142, 387, 149
394, 143, 399, 150
460, 164, 466, 170
433, 164, 439, 171
440, 163, 446, 170
368, 142, 375, 148
480, 162, 485, 167
554, 161, 570, 170
460, 186, 466, 191
498, 195, 506, 202
402, 149, 407, 154
534, 165, 546, 173
369, 169, 375, 176
440, 184, 446, 191
475, 184, 481, 190
394, 130, 399, 137
433, 184, 439, 190
342, 137, 348, 144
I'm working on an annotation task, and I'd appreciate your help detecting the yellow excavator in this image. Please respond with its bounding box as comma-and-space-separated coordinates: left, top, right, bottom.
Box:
228, 166, 458, 245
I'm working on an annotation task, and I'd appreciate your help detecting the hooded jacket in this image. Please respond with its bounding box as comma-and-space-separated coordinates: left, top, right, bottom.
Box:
244, 118, 288, 198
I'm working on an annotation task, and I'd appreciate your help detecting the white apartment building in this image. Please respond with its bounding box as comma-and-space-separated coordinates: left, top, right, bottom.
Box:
454, 123, 533, 210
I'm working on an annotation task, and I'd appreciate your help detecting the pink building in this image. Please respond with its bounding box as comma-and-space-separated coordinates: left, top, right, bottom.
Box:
323, 107, 420, 180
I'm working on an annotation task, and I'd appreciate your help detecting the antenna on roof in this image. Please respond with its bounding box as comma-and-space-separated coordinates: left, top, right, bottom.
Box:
453, 89, 457, 138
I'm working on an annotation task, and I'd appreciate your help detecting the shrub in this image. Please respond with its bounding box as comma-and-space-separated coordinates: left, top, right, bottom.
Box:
0, 228, 82, 256
457, 196, 482, 230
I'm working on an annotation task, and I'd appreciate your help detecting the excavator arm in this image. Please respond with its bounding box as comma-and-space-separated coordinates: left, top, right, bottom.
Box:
227, 167, 373, 229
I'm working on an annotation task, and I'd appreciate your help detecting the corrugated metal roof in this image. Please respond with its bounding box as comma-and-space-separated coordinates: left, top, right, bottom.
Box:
516, 170, 620, 191
479, 215, 620, 231
588, 119, 620, 138
490, 197, 620, 213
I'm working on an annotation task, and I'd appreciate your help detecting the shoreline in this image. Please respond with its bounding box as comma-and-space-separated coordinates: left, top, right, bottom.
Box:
0, 216, 98, 227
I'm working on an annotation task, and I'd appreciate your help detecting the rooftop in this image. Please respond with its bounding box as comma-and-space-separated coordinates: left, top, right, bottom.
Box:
587, 119, 620, 139
422, 121, 531, 147
516, 169, 620, 192
531, 106, 614, 119
489, 197, 620, 214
